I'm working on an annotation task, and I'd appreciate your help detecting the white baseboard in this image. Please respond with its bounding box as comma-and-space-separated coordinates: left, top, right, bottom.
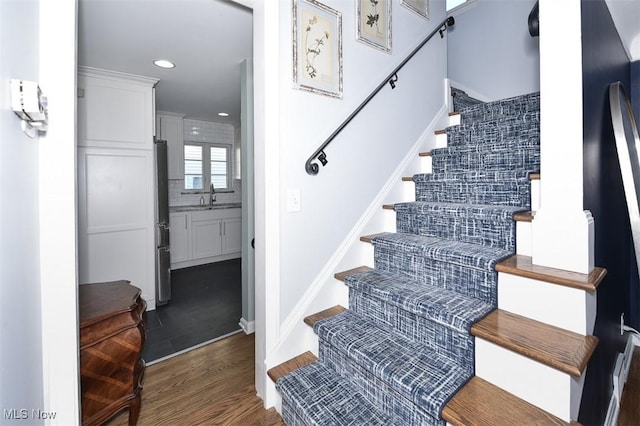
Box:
240, 317, 255, 334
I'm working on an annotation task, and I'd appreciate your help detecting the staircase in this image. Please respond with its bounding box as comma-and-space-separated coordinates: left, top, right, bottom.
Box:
268, 89, 605, 425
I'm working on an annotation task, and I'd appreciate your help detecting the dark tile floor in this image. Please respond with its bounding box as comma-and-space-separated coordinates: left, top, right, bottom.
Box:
142, 258, 242, 362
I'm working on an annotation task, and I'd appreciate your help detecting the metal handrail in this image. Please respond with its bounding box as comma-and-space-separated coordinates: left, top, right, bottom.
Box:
305, 16, 455, 176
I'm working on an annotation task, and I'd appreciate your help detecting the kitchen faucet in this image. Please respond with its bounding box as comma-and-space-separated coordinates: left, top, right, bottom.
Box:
210, 182, 216, 205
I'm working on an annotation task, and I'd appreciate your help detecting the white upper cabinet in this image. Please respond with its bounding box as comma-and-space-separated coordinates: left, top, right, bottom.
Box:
78, 67, 157, 150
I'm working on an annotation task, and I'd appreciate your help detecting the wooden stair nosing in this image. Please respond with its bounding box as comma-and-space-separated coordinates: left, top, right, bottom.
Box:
402, 176, 414, 182
303, 305, 346, 327
495, 255, 606, 292
334, 266, 372, 282
448, 111, 460, 117
418, 151, 432, 157
472, 309, 598, 377
513, 211, 534, 222
382, 204, 395, 210
267, 351, 318, 383
530, 172, 541, 180
360, 233, 386, 243
442, 376, 570, 426
435, 129, 447, 135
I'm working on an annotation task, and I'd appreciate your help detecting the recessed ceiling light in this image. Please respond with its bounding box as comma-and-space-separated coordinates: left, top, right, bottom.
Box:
218, 112, 229, 117
153, 59, 175, 69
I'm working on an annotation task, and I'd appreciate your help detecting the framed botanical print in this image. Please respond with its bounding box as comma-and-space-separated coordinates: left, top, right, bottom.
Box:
292, 0, 343, 98
356, 0, 392, 53
401, 0, 429, 19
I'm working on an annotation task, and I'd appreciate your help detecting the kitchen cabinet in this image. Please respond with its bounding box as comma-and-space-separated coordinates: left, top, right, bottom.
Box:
157, 113, 185, 180
222, 217, 242, 254
77, 67, 158, 309
169, 212, 190, 263
170, 207, 241, 269
191, 217, 223, 259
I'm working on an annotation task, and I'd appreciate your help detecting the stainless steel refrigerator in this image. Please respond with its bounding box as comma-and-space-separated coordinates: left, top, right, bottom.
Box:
155, 139, 171, 305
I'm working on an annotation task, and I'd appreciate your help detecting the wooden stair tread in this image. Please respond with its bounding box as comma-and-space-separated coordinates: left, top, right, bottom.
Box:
402, 176, 414, 182
496, 255, 606, 292
267, 352, 318, 383
382, 204, 395, 210
442, 376, 569, 426
418, 151, 432, 157
303, 305, 346, 327
513, 211, 534, 222
448, 111, 460, 117
335, 266, 372, 282
530, 172, 540, 180
472, 309, 598, 377
435, 129, 447, 135
360, 233, 386, 243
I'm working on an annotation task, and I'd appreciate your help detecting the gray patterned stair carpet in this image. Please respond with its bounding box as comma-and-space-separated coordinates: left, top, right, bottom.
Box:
275, 90, 541, 425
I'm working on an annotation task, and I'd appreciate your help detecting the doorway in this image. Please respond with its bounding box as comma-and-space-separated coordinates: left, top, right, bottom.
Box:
76, 0, 255, 363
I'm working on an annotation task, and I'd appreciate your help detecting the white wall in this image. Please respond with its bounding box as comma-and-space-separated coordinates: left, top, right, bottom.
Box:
0, 0, 45, 422
278, 0, 448, 323
447, 0, 540, 100
241, 0, 449, 405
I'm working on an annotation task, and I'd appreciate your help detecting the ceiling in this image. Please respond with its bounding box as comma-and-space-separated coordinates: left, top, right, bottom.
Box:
78, 0, 253, 124
605, 0, 640, 61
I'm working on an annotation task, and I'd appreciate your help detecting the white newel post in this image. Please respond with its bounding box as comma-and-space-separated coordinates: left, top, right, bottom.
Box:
531, 0, 595, 274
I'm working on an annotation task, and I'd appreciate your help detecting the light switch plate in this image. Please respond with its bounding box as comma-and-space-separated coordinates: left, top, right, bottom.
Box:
287, 188, 301, 212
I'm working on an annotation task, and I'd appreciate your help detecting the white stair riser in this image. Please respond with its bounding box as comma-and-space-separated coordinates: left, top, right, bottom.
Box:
448, 114, 461, 127
498, 272, 596, 335
475, 339, 586, 422
422, 155, 432, 174
516, 221, 532, 257
435, 132, 447, 148
531, 179, 540, 211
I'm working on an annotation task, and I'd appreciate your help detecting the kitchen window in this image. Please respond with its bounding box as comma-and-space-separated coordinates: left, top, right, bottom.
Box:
184, 143, 231, 191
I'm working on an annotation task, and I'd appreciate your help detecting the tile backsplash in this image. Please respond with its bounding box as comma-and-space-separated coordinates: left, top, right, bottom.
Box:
169, 118, 241, 207
169, 179, 242, 207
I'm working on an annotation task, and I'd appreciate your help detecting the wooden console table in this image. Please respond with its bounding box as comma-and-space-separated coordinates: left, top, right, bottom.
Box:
79, 280, 147, 426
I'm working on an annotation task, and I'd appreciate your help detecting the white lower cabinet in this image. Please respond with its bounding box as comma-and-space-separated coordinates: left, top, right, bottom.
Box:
222, 217, 242, 254
191, 218, 223, 259
170, 208, 241, 269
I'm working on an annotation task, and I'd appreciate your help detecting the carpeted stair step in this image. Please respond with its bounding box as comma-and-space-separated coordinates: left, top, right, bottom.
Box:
444, 111, 540, 149
414, 170, 533, 207
314, 309, 470, 425
442, 376, 571, 426
275, 359, 392, 426
366, 232, 513, 305
338, 267, 493, 371
431, 148, 539, 173
456, 92, 540, 125
394, 201, 526, 251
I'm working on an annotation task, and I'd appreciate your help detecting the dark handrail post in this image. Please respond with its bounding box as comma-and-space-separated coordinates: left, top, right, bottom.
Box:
305, 16, 455, 176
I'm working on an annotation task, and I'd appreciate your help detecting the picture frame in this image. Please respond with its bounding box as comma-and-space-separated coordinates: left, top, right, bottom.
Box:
401, 0, 429, 19
356, 0, 392, 53
293, 0, 343, 98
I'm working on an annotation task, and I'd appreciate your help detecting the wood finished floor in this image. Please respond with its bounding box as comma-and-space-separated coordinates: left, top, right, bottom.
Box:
107, 333, 283, 426
106, 324, 640, 426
